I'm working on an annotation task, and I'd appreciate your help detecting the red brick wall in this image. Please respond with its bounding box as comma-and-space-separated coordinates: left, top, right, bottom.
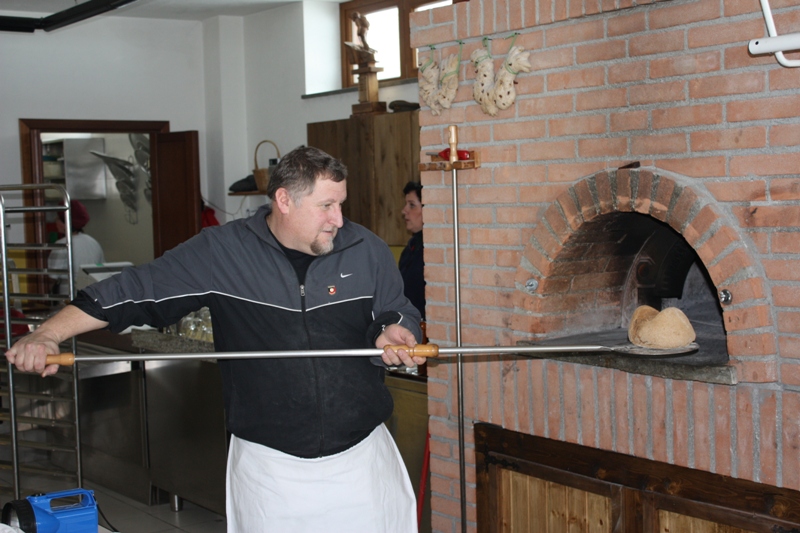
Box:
411, 0, 800, 531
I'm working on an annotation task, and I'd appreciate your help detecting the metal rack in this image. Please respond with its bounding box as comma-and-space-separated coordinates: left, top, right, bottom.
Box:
0, 184, 81, 499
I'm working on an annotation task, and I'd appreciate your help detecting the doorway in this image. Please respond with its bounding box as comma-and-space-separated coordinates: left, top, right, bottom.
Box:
19, 119, 202, 261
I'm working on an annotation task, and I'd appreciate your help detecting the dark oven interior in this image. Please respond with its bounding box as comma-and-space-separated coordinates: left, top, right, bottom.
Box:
621, 213, 727, 365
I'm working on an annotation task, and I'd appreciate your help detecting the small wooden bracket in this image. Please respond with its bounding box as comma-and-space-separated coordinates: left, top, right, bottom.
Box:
418, 150, 481, 172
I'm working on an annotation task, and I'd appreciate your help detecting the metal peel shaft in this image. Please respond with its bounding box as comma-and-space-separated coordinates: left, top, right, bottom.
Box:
46, 344, 440, 366
45, 341, 697, 366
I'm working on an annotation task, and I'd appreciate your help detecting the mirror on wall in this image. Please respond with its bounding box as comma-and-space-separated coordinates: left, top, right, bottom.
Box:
40, 132, 155, 267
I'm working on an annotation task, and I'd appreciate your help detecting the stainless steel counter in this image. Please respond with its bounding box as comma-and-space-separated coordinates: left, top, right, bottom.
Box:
76, 330, 224, 510
76, 340, 153, 505
144, 358, 227, 516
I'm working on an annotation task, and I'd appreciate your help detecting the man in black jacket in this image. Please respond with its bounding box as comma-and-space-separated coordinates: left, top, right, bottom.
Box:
7, 146, 426, 532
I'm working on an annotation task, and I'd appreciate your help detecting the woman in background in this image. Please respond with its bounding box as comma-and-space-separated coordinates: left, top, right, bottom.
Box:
399, 181, 425, 321
48, 199, 105, 296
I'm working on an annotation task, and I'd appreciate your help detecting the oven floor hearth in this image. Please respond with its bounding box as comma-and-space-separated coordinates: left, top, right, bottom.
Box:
518, 327, 734, 385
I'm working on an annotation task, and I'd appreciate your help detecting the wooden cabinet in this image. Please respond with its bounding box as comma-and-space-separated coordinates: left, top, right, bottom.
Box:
307, 111, 420, 246
475, 423, 800, 533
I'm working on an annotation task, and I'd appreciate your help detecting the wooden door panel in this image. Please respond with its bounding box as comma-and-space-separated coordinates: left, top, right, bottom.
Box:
586, 490, 613, 533
151, 131, 201, 257
548, 481, 569, 533
658, 510, 758, 533
476, 424, 800, 533
498, 469, 612, 533
649, 495, 789, 533
530, 474, 549, 532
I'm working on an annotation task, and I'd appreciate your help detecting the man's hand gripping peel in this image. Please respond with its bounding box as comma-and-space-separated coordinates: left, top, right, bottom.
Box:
376, 323, 426, 368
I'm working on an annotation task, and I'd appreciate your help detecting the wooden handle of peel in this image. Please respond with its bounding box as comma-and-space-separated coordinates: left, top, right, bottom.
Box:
46, 353, 75, 366
386, 344, 439, 358
448, 125, 458, 163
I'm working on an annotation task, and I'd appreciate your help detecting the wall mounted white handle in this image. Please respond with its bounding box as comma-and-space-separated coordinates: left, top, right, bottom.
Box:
749, 0, 800, 67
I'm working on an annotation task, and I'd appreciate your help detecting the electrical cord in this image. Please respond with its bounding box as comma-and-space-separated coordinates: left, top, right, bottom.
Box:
96, 500, 120, 533
202, 195, 250, 219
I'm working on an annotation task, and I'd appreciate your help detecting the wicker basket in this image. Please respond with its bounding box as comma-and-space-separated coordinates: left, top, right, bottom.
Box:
253, 140, 281, 193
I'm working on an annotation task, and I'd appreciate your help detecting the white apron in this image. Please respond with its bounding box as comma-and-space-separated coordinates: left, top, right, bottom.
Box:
226, 424, 417, 533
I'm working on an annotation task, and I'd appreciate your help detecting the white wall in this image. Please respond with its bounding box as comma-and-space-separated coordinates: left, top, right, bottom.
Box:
243, 3, 308, 168
202, 16, 250, 220
303, 1, 342, 95
0, 15, 208, 193
1, 5, 420, 225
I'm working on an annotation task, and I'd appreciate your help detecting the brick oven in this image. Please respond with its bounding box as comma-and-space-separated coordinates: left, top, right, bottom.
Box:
410, 0, 800, 531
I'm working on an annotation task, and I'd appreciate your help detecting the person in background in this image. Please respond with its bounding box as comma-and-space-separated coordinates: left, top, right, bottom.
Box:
47, 199, 105, 296
8, 146, 425, 533
399, 181, 425, 321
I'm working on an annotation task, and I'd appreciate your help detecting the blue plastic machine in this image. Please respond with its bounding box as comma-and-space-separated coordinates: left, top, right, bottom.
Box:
1, 488, 98, 533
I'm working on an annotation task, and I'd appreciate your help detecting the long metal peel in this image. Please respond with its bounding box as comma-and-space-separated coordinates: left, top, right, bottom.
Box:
45, 341, 698, 366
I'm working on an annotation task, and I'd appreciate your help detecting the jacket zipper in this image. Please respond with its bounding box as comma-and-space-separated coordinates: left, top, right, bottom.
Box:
299, 242, 362, 456
260, 226, 364, 457
300, 281, 325, 456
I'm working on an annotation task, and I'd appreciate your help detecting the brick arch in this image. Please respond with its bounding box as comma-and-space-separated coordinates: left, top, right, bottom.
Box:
512, 168, 775, 382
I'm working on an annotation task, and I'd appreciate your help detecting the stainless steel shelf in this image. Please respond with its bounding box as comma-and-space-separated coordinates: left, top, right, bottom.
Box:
0, 183, 82, 499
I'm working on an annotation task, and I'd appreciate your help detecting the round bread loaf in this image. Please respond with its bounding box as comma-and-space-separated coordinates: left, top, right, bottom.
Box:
628, 305, 696, 349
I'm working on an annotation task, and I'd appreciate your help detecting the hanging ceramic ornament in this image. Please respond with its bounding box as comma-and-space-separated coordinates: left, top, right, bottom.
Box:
471, 35, 531, 116
436, 53, 460, 111
493, 45, 531, 111
418, 53, 443, 115
471, 44, 498, 116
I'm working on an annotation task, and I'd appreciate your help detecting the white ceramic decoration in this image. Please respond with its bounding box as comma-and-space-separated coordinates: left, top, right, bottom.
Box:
470, 47, 498, 116
436, 54, 460, 111
471, 44, 531, 116
419, 52, 460, 116
494, 46, 531, 111
418, 55, 442, 115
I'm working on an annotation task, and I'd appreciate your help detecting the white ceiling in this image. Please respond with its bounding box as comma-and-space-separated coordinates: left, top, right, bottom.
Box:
0, 0, 340, 21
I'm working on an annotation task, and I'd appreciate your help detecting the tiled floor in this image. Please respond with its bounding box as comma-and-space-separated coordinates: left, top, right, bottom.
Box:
87, 481, 226, 533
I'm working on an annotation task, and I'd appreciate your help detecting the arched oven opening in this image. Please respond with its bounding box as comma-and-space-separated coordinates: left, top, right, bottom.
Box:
529, 211, 728, 367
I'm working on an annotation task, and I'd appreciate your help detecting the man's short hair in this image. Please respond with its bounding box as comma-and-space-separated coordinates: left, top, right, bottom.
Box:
403, 181, 422, 201
267, 146, 347, 201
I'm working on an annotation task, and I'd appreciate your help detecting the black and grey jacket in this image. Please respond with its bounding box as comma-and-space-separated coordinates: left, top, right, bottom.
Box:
73, 204, 422, 458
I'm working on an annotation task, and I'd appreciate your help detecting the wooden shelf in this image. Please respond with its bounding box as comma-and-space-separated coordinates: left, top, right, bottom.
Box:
419, 150, 481, 172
